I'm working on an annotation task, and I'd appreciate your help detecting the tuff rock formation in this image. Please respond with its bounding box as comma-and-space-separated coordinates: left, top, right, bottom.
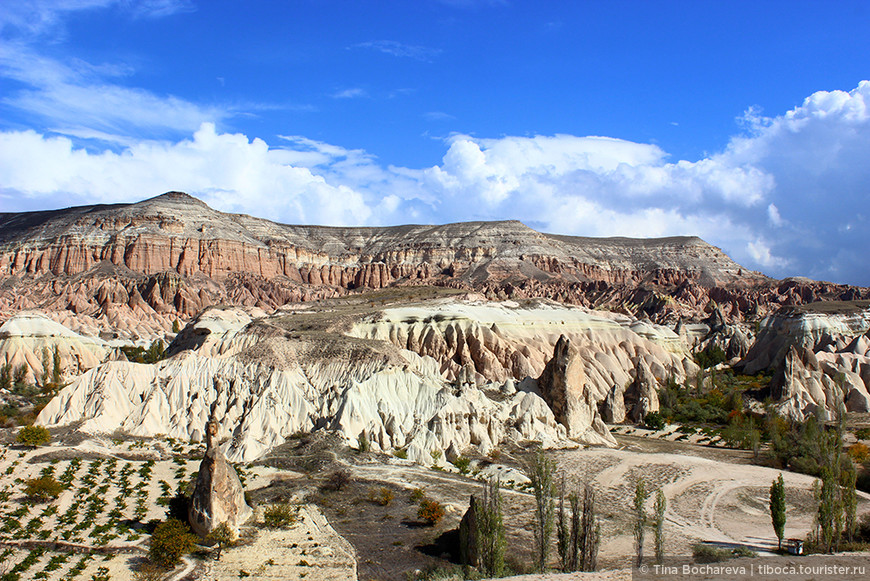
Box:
624, 359, 661, 423
537, 335, 616, 445
738, 301, 870, 420
0, 312, 107, 384
37, 301, 586, 463
459, 496, 479, 568
34, 297, 711, 464
188, 410, 253, 539
5, 192, 865, 342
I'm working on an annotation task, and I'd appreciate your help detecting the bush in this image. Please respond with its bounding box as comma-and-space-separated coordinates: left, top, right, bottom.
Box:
24, 475, 63, 502
357, 433, 370, 453
848, 442, 870, 464
644, 412, 666, 431
324, 468, 351, 491
409, 487, 425, 504
148, 519, 197, 569
855, 428, 870, 441
263, 503, 297, 528
16, 425, 50, 446
451, 456, 471, 474
206, 521, 236, 560
731, 546, 758, 558
368, 487, 394, 506
418, 498, 445, 526
692, 543, 731, 563
694, 345, 727, 369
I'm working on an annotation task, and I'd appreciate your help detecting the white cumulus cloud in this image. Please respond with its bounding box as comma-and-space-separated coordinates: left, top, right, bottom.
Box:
2, 82, 870, 286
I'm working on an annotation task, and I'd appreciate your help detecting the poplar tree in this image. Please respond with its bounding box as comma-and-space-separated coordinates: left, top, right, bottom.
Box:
769, 473, 786, 551
633, 478, 649, 567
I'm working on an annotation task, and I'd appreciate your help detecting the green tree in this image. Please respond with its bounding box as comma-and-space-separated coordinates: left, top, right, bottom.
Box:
149, 519, 197, 569
17, 425, 51, 446
527, 449, 556, 572
633, 478, 649, 567
41, 347, 51, 388
842, 462, 858, 542
557, 475, 571, 572
0, 363, 11, 390
577, 483, 600, 572
475, 477, 506, 577
653, 489, 666, 564
52, 346, 62, 385
24, 475, 64, 502
172, 319, 181, 334
206, 521, 236, 561
13, 364, 28, 391
769, 474, 786, 551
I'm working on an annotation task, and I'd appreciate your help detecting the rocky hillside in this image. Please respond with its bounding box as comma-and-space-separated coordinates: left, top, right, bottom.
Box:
2, 192, 867, 339
36, 296, 697, 462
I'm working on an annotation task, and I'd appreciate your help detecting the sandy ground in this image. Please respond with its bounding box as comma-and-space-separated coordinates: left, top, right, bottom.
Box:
200, 505, 356, 580
1, 430, 869, 580
0, 436, 350, 581
552, 444, 870, 561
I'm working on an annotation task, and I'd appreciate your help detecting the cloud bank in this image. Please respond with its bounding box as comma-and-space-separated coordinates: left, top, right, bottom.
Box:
3, 82, 870, 285
0, 2, 868, 285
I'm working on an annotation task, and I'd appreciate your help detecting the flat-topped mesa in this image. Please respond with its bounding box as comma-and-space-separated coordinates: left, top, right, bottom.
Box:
1, 192, 867, 338
0, 192, 746, 281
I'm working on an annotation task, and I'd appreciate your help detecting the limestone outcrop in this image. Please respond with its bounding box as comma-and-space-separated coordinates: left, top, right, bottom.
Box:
188, 411, 253, 539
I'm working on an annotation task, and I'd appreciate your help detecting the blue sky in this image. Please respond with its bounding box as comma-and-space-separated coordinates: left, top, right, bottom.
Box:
1, 1, 870, 285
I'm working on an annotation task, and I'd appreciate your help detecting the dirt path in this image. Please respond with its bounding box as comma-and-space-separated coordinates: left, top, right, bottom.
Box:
554, 446, 870, 561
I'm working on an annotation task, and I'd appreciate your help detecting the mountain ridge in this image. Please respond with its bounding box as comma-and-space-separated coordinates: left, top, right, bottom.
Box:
1, 192, 866, 340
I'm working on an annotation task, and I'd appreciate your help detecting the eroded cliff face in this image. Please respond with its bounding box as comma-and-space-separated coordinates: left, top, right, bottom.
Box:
35, 298, 710, 463
36, 302, 584, 463
738, 301, 870, 420
6, 191, 861, 341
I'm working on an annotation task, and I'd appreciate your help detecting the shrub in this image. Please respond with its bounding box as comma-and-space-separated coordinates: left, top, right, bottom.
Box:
643, 412, 666, 431
694, 344, 727, 369
451, 456, 471, 474
206, 521, 236, 560
263, 503, 298, 528
368, 487, 394, 506
393, 448, 408, 459
16, 425, 51, 446
855, 427, 870, 441
409, 487, 425, 504
148, 519, 197, 569
731, 546, 758, 558
357, 432, 370, 453
24, 475, 63, 502
692, 543, 731, 563
848, 442, 870, 464
418, 498, 445, 526
324, 468, 351, 491
132, 561, 167, 581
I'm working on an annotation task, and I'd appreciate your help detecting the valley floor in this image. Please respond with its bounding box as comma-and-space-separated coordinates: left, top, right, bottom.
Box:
0, 429, 867, 581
